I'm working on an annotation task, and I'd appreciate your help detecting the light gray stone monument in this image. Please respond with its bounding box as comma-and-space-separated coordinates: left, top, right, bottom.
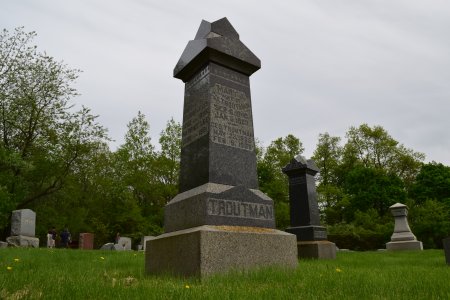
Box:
117, 237, 132, 250
113, 244, 125, 251
145, 17, 298, 277
6, 209, 39, 248
386, 203, 423, 251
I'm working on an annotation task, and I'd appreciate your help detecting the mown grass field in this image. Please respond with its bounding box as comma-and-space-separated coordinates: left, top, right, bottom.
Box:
0, 248, 449, 299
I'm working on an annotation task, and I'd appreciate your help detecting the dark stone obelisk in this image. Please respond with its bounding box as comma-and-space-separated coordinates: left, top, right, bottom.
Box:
162, 17, 275, 232
145, 18, 297, 277
283, 155, 336, 259
282, 156, 326, 241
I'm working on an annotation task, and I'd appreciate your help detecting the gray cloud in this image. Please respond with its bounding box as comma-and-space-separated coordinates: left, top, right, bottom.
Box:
2, 0, 449, 164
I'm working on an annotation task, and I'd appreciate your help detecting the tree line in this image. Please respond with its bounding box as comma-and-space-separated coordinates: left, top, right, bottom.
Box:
257, 128, 450, 249
1, 28, 449, 248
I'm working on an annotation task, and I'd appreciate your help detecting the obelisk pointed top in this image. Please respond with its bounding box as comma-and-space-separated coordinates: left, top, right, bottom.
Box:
174, 17, 260, 81
194, 18, 240, 40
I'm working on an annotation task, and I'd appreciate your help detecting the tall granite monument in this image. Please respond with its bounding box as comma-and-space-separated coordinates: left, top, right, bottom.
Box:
145, 18, 298, 277
282, 155, 336, 259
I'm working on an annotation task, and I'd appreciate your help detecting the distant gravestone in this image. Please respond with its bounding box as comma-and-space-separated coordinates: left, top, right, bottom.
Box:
145, 17, 298, 277
141, 236, 155, 251
100, 243, 114, 250
6, 209, 39, 248
0, 241, 8, 248
282, 155, 336, 259
11, 209, 36, 236
113, 244, 125, 251
386, 203, 423, 251
79, 233, 94, 250
117, 237, 132, 250
443, 237, 450, 265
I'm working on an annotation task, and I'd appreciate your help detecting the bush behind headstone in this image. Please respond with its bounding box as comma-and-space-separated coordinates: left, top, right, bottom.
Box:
328, 224, 391, 251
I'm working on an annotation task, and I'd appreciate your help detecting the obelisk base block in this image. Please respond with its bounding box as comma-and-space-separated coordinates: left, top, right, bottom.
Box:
6, 235, 39, 248
297, 241, 336, 259
386, 240, 423, 251
145, 225, 298, 277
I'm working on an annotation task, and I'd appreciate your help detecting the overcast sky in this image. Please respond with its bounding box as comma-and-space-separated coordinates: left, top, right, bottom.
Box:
2, 0, 450, 165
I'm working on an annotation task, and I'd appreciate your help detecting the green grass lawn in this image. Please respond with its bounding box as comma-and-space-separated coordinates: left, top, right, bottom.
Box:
0, 248, 449, 299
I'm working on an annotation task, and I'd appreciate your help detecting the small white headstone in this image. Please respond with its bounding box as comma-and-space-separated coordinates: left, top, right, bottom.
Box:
117, 237, 132, 250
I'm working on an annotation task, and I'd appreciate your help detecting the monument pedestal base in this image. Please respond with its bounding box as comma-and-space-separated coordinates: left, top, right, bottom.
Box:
6, 235, 39, 248
386, 240, 423, 251
297, 241, 336, 259
145, 225, 298, 277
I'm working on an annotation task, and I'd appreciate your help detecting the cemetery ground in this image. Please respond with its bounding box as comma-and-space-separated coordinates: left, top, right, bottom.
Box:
0, 248, 449, 299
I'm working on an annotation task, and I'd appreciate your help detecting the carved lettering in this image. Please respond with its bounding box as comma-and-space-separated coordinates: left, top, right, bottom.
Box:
207, 199, 274, 220
181, 64, 255, 151
182, 75, 210, 147
210, 83, 254, 151
314, 230, 327, 239
290, 176, 306, 185
210, 63, 249, 86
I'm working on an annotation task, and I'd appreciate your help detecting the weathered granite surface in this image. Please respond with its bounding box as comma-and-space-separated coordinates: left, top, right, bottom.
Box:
165, 183, 275, 232
11, 209, 36, 237
6, 235, 39, 248
297, 241, 337, 260
146, 225, 298, 277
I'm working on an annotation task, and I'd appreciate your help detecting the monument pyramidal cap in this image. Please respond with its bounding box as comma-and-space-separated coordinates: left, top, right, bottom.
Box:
145, 17, 298, 277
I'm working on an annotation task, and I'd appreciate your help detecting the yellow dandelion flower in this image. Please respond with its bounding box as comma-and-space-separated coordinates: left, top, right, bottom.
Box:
14, 258, 20, 262
335, 268, 342, 273
185, 285, 190, 289
7, 266, 12, 271
100, 257, 105, 260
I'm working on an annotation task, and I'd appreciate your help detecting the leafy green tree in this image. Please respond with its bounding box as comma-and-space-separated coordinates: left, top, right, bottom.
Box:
409, 199, 450, 248
154, 118, 182, 203
343, 166, 406, 220
257, 134, 303, 229
409, 162, 450, 205
342, 124, 424, 188
313, 133, 342, 186
311, 125, 427, 248
312, 133, 343, 219
114, 111, 158, 213
0, 27, 107, 235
